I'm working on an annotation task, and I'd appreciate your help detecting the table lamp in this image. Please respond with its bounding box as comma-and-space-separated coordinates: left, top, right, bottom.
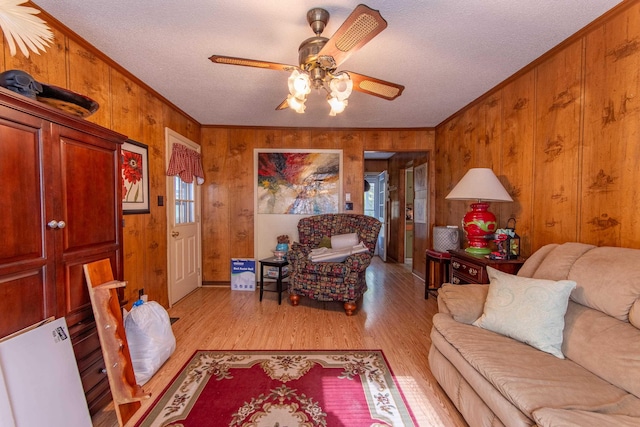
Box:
445, 168, 513, 255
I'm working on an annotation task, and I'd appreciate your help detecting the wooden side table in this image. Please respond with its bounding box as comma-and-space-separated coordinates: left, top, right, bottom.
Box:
448, 249, 525, 284
425, 249, 451, 299
259, 257, 289, 305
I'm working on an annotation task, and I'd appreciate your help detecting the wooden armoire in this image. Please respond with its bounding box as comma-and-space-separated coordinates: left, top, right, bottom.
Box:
0, 87, 126, 414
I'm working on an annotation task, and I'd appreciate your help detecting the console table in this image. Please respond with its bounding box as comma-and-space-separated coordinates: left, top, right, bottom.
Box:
448, 250, 525, 284
425, 249, 451, 299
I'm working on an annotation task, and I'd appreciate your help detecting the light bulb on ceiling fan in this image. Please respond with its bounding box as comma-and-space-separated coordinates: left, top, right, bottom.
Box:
329, 73, 353, 101
327, 96, 347, 116
288, 69, 311, 99
287, 94, 307, 114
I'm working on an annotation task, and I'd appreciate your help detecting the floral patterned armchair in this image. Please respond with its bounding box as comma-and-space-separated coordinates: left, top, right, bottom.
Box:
287, 214, 381, 315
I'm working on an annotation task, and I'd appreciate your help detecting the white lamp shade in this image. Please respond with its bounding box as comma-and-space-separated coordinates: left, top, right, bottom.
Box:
286, 94, 306, 114
445, 168, 513, 202
329, 73, 353, 101
327, 96, 347, 116
287, 69, 311, 98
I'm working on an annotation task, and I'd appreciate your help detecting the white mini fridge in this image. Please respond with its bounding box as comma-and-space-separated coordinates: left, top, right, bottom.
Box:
0, 317, 92, 427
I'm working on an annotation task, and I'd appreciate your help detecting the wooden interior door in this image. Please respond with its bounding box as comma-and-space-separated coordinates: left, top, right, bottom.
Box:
165, 128, 201, 306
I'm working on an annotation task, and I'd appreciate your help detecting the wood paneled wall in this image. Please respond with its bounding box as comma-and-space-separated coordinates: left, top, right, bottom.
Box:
200, 128, 434, 283
2, 5, 200, 307
18, 1, 636, 300
435, 1, 640, 256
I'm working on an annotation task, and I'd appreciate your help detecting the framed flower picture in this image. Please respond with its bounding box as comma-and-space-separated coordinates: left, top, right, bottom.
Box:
121, 139, 150, 214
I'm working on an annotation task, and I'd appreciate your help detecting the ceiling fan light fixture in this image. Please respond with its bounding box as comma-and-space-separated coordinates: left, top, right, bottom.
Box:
329, 73, 353, 101
287, 94, 307, 114
328, 96, 348, 116
287, 69, 311, 98
210, 5, 403, 116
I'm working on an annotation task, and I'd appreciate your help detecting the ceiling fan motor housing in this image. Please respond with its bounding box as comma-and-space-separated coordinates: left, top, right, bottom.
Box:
298, 36, 331, 69
302, 8, 337, 74
307, 8, 330, 35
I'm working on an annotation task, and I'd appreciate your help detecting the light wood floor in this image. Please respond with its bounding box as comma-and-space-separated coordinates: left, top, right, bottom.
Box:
92, 258, 467, 427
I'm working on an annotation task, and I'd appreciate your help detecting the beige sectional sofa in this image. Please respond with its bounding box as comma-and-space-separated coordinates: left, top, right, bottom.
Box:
429, 242, 640, 426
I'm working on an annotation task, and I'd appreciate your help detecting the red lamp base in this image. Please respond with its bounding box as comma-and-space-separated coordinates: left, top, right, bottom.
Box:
463, 202, 498, 255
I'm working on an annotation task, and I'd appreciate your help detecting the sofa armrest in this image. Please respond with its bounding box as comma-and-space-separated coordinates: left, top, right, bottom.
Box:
437, 284, 489, 324
344, 252, 373, 272
288, 242, 312, 264
533, 408, 640, 427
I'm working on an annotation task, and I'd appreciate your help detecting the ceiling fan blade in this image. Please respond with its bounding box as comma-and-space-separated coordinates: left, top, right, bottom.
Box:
209, 55, 296, 72
275, 98, 289, 110
317, 4, 388, 68
345, 71, 404, 100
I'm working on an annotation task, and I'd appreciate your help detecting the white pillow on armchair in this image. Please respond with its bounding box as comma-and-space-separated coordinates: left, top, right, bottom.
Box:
330, 233, 359, 249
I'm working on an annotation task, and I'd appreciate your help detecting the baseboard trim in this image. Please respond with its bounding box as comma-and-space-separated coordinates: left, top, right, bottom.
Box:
202, 281, 230, 287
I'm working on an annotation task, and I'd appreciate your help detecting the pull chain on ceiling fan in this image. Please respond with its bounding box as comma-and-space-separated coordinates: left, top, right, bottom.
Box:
210, 4, 404, 116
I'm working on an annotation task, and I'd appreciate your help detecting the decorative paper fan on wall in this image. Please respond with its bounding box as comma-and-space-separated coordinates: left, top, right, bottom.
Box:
210, 4, 404, 116
0, 0, 53, 57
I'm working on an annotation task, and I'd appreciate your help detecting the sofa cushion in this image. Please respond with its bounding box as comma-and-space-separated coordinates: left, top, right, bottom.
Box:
429, 324, 533, 427
528, 242, 595, 281
567, 246, 640, 322
516, 243, 558, 278
430, 325, 531, 427
433, 313, 640, 419
562, 301, 640, 399
437, 284, 488, 324
631, 299, 640, 329
533, 408, 640, 427
473, 267, 576, 358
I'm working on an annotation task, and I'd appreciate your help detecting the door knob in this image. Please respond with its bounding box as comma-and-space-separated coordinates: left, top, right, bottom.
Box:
171, 231, 180, 237
47, 220, 66, 229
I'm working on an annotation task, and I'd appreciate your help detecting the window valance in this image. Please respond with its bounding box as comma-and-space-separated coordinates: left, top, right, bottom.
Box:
166, 143, 204, 184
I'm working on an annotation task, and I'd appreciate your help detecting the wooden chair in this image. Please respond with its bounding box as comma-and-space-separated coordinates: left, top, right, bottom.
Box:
83, 259, 150, 426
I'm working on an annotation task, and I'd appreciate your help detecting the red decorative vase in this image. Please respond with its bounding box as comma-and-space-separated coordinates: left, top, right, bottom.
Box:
462, 202, 497, 254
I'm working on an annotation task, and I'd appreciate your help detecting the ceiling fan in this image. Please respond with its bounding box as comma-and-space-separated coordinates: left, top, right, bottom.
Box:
209, 4, 404, 115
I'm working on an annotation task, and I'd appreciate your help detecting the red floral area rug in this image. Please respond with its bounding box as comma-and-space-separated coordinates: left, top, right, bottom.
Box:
135, 350, 417, 426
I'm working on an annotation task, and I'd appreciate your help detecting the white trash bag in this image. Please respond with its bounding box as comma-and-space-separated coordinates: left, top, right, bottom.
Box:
124, 300, 176, 385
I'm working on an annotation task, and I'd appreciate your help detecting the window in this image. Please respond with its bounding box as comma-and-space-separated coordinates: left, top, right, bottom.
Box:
364, 179, 376, 218
174, 176, 195, 224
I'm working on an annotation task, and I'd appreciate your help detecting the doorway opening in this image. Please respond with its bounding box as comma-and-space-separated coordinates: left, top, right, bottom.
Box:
364, 150, 430, 280
365, 171, 388, 261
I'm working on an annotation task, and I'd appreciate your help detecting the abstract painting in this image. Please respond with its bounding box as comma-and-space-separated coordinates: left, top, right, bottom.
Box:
257, 150, 341, 214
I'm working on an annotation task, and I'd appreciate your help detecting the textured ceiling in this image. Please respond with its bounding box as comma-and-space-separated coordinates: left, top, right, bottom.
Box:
33, 0, 622, 128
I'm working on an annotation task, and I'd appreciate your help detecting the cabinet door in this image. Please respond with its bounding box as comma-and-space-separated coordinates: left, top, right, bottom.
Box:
0, 110, 56, 337
52, 125, 123, 326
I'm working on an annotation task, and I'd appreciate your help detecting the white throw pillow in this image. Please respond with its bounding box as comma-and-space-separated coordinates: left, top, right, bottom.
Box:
473, 267, 576, 359
330, 233, 359, 250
